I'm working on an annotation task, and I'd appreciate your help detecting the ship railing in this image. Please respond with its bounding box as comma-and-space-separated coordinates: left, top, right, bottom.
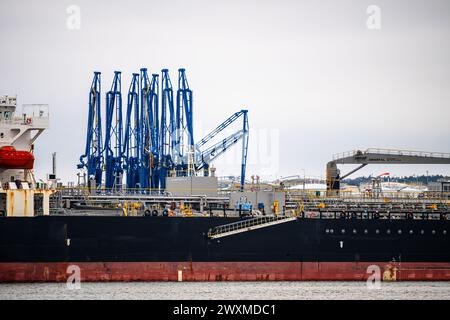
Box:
286, 189, 450, 202
55, 186, 224, 197
288, 198, 450, 208
366, 148, 450, 159
2, 104, 50, 127
332, 150, 358, 160
285, 198, 449, 218
3, 117, 49, 127
296, 210, 448, 220
333, 148, 450, 160
21, 104, 49, 117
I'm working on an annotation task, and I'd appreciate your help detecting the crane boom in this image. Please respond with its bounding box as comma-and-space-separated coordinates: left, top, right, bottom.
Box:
195, 110, 246, 149
195, 130, 245, 170
194, 109, 249, 191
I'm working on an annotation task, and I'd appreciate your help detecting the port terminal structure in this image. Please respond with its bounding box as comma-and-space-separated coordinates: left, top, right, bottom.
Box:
77, 68, 249, 193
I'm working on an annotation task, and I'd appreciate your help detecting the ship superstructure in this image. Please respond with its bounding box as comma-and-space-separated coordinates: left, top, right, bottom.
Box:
0, 95, 53, 216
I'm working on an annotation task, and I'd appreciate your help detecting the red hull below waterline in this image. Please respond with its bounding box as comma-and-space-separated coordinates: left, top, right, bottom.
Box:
1, 262, 450, 282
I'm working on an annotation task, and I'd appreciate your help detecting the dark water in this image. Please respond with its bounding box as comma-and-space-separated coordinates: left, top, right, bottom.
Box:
1, 282, 449, 300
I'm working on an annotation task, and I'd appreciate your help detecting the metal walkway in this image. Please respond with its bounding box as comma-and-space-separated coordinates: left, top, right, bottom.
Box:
332, 148, 450, 163
207, 216, 297, 239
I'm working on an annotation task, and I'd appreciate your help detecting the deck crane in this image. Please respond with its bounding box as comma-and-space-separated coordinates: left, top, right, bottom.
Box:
160, 69, 176, 189
175, 68, 194, 176
195, 109, 249, 191
122, 73, 140, 189
327, 148, 450, 194
104, 71, 123, 190
78, 71, 103, 187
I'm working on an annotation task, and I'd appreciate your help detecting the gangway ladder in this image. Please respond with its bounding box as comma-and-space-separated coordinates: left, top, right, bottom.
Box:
207, 216, 298, 239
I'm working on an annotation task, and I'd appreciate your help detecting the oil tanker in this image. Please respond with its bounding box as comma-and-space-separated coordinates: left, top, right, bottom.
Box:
1, 72, 450, 283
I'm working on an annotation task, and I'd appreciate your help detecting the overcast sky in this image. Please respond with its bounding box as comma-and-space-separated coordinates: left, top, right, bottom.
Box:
1, 0, 449, 182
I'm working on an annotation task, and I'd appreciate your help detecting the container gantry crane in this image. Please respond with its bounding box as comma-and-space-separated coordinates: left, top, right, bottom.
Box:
104, 71, 123, 190
78, 71, 103, 187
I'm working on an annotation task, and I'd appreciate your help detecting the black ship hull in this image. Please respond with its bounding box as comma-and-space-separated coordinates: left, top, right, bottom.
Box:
1, 216, 449, 281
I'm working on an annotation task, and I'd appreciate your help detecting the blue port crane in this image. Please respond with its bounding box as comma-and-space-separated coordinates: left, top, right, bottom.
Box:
122, 73, 140, 189
194, 110, 249, 191
139, 69, 161, 190
160, 69, 176, 188
139, 68, 151, 189
161, 69, 176, 158
78, 68, 249, 192
175, 69, 194, 176
148, 73, 160, 189
104, 71, 123, 190
78, 71, 103, 187
240, 110, 249, 191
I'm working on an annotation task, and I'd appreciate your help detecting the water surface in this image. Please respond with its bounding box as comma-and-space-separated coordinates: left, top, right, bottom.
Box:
1, 281, 449, 300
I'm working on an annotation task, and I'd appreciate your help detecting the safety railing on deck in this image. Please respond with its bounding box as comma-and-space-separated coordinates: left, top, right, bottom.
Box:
0, 104, 49, 126
286, 189, 450, 202
333, 148, 450, 161
55, 186, 227, 197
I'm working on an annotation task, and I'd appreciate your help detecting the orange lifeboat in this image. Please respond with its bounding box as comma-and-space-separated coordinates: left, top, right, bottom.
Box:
0, 146, 34, 169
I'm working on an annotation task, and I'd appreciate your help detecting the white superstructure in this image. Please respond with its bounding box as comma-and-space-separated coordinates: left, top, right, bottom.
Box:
0, 95, 53, 217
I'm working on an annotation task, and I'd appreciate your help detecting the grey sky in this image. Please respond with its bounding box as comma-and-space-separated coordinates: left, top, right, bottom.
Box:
1, 0, 449, 182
